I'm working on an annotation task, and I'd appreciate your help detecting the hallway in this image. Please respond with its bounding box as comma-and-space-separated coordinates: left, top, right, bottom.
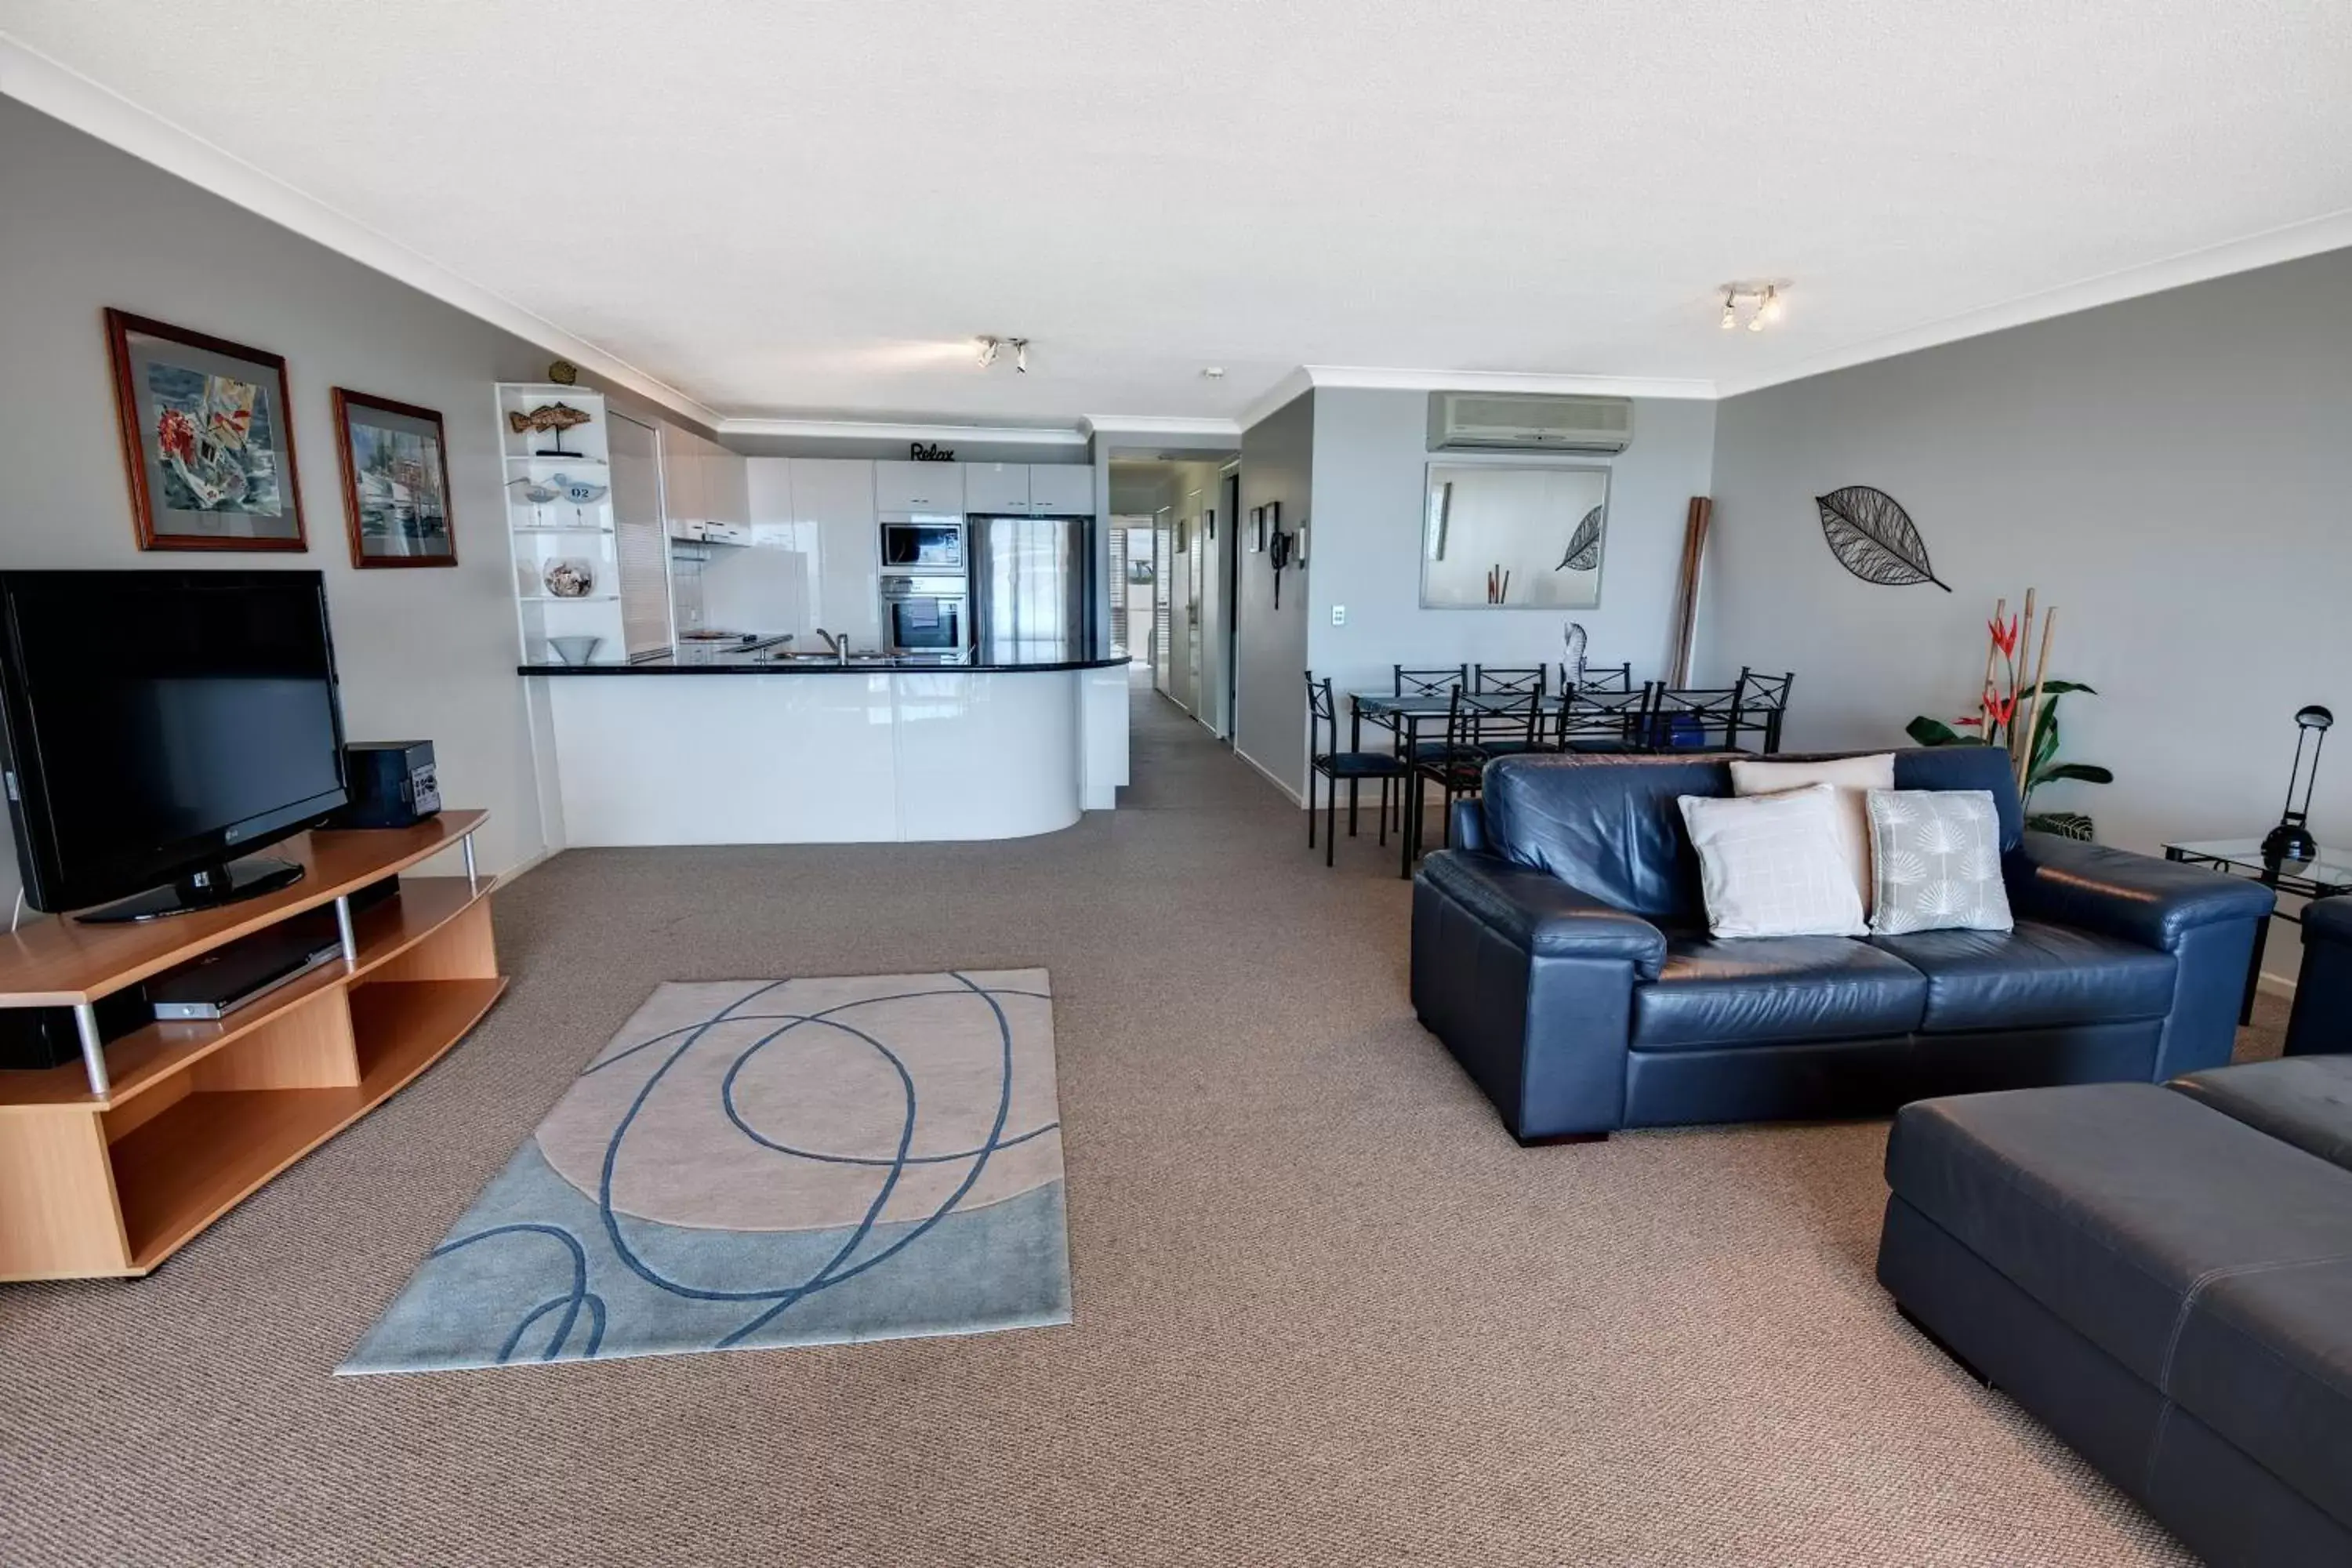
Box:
0, 674, 2227, 1567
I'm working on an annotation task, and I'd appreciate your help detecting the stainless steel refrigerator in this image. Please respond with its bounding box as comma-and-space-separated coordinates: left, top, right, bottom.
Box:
970, 514, 1092, 664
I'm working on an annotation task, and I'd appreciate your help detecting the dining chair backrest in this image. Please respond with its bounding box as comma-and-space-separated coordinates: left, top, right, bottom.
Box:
1474, 688, 1547, 750
1395, 663, 1469, 697
1305, 672, 1339, 757
1563, 660, 1634, 694
1557, 683, 1657, 749
1650, 686, 1745, 750
1473, 664, 1548, 696
1731, 666, 1795, 753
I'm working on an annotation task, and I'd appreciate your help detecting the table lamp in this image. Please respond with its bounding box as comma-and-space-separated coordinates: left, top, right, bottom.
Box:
2262, 704, 2334, 862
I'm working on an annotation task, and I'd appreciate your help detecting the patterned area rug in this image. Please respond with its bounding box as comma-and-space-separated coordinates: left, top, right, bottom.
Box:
342, 971, 1069, 1374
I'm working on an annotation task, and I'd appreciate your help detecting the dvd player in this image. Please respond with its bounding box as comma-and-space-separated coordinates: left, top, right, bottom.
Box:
147, 912, 348, 1022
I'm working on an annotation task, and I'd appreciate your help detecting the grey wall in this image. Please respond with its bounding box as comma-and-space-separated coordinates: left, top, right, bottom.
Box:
0, 96, 622, 900
1305, 390, 1718, 736
1703, 246, 2352, 982
1235, 394, 1314, 795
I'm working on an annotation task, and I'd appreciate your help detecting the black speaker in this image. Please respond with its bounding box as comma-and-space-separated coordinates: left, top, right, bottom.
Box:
341, 740, 441, 829
0, 989, 149, 1072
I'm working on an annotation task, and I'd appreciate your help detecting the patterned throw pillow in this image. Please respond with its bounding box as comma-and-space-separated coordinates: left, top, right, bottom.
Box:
1865, 789, 2013, 935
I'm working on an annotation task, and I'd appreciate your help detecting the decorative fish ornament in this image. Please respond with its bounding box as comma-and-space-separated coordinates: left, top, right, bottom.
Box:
506, 402, 593, 437
551, 475, 608, 506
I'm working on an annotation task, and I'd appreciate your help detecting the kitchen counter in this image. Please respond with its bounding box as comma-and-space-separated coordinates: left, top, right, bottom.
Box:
517, 648, 1131, 675
519, 651, 1130, 846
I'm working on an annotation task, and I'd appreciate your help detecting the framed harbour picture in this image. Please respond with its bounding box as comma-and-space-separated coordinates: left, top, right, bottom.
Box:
103, 309, 307, 551
333, 389, 457, 568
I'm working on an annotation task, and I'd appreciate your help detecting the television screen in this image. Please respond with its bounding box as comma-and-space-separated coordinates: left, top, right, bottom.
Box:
0, 571, 347, 915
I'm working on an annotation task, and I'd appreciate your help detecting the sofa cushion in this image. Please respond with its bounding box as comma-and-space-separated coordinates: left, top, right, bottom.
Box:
1632, 934, 1926, 1051
1884, 1085, 2352, 1392
1869, 919, 2176, 1032
1481, 754, 1729, 923
2170, 1055, 2352, 1174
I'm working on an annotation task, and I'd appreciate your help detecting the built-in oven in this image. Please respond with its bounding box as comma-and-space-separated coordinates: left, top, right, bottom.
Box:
880, 520, 966, 574
880, 575, 969, 656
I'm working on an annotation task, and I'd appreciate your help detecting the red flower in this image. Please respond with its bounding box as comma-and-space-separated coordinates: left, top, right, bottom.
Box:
1954, 715, 1984, 728
1988, 615, 2020, 659
155, 406, 198, 465
1984, 692, 2016, 727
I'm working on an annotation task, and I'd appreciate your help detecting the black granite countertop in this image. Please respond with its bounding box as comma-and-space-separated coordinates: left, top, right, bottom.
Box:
519, 648, 1131, 676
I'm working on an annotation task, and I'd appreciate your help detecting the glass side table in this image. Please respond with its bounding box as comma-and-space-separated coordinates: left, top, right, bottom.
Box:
2162, 838, 2352, 1023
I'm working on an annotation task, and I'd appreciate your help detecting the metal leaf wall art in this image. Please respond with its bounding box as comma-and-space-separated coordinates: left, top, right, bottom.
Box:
1555, 506, 1604, 572
1815, 485, 1951, 591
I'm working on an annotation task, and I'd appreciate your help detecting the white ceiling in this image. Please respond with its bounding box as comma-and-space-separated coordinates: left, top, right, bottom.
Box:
5, 2, 2350, 432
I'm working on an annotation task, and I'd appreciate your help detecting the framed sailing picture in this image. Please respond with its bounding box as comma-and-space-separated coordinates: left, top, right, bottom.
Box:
333, 389, 458, 568
104, 309, 307, 551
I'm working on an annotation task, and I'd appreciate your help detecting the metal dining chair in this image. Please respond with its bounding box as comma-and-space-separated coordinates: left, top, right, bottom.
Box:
1732, 667, 1795, 753
1557, 684, 1657, 752
1648, 686, 1746, 750
1473, 664, 1548, 696
1409, 688, 1503, 862
1560, 660, 1634, 695
1305, 673, 1407, 866
1392, 663, 1474, 761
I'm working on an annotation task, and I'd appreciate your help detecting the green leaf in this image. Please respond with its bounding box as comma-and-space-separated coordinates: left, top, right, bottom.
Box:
2033, 762, 2114, 786
1907, 716, 1968, 746
2034, 680, 2096, 697
2027, 811, 2096, 841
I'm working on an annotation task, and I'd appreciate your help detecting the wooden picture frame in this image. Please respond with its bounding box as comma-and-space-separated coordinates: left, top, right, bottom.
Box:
103, 309, 307, 552
333, 389, 458, 568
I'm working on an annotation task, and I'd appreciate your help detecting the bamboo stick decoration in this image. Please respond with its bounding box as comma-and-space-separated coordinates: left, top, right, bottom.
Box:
2011, 587, 2037, 761
1976, 595, 2007, 735
2016, 608, 2056, 795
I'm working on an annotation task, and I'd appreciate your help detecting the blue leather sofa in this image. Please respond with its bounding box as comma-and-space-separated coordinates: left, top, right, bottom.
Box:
1411, 746, 2277, 1141
2285, 894, 2352, 1057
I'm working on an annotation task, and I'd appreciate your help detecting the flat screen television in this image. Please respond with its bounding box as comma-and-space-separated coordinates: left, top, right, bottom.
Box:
0, 569, 348, 923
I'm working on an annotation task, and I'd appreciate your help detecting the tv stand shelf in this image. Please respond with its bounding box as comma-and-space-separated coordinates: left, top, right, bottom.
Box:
0, 811, 505, 1280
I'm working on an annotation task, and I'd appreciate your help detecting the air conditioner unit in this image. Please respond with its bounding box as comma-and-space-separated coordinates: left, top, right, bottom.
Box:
1428, 392, 1634, 453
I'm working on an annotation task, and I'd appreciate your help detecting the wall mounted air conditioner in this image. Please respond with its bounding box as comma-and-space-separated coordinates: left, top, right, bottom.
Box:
1428, 392, 1634, 453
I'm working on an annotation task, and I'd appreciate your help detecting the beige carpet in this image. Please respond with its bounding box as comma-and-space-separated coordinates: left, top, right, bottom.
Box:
0, 678, 2281, 1566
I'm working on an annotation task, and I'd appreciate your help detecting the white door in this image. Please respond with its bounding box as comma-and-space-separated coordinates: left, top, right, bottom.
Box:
875, 459, 964, 516
1029, 464, 1095, 515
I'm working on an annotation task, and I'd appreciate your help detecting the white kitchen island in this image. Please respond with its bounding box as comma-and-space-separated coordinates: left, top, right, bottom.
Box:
524, 653, 1131, 846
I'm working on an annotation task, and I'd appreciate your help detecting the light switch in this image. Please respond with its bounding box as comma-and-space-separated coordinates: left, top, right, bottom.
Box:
1330, 604, 1347, 626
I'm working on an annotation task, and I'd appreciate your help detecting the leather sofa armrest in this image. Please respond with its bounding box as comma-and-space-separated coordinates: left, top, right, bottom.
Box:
2008, 832, 2276, 952
1417, 850, 1668, 978
2306, 895, 2352, 949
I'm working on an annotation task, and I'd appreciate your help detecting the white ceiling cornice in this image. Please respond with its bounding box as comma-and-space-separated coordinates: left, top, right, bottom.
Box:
1713, 205, 2352, 399
0, 30, 724, 429
718, 416, 1087, 445
1301, 366, 1720, 401
1083, 416, 1245, 440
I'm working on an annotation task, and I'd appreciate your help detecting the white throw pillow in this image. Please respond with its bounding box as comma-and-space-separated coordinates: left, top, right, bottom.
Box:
1729, 753, 1896, 917
1677, 783, 1868, 939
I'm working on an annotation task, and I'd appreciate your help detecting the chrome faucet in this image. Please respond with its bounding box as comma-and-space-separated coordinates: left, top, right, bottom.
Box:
812, 627, 848, 663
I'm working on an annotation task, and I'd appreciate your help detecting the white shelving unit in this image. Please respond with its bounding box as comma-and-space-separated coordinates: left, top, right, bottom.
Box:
498, 383, 623, 666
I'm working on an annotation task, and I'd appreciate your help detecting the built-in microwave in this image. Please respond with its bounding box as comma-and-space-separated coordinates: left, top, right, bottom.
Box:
880, 575, 968, 655
880, 520, 965, 574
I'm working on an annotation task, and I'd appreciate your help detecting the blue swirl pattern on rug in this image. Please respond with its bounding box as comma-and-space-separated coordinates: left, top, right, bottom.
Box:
341, 971, 1070, 1375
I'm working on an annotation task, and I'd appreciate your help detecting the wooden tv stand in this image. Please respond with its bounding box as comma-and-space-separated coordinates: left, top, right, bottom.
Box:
0, 811, 504, 1280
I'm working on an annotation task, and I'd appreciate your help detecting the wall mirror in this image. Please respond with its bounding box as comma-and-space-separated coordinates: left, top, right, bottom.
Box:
1421, 463, 1609, 608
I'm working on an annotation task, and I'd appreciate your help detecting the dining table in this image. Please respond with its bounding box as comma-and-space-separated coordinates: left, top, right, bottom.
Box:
1348, 689, 1532, 877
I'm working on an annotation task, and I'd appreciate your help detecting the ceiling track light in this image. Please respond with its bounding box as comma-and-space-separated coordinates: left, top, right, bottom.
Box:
975, 335, 1001, 368
1011, 337, 1029, 374
1719, 283, 1789, 333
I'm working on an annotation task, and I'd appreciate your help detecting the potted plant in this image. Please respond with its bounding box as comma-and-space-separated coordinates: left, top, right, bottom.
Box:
1907, 592, 2111, 840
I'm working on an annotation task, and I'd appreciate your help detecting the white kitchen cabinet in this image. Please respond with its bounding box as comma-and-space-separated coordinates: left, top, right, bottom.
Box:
1029, 463, 1096, 515
708, 442, 750, 528
963, 462, 1032, 515
791, 456, 883, 646
875, 459, 964, 516
659, 423, 706, 531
